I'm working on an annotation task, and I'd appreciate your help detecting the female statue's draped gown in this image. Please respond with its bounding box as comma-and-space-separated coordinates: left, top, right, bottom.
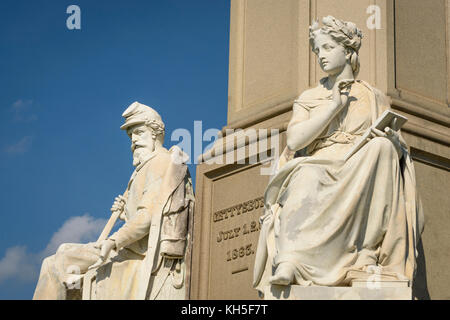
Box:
253, 80, 424, 293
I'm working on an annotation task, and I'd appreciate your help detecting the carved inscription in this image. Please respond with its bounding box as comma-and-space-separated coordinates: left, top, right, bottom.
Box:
213, 197, 264, 222
216, 221, 260, 243
226, 243, 254, 262
213, 197, 264, 268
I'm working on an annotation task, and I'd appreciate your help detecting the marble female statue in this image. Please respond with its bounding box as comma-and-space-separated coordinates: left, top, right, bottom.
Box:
253, 16, 424, 295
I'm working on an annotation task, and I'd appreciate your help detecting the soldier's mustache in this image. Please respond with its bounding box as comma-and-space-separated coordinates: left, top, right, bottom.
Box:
131, 143, 146, 152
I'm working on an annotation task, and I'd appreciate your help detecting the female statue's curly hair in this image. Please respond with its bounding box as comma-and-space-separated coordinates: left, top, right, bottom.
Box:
309, 16, 363, 76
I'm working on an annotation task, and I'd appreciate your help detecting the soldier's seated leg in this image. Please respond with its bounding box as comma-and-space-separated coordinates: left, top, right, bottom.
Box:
33, 242, 100, 300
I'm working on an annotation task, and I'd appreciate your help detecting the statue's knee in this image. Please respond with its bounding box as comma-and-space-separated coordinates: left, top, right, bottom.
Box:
369, 137, 394, 154
57, 243, 69, 254
40, 255, 56, 272
299, 166, 321, 182
41, 256, 50, 267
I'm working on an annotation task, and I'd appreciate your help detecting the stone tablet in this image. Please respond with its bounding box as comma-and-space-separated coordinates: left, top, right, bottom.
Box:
191, 152, 273, 299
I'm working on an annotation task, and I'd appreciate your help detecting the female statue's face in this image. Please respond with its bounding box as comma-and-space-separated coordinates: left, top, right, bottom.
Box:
312, 32, 349, 76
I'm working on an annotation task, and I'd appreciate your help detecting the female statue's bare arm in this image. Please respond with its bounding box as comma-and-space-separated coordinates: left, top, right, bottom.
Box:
286, 79, 353, 152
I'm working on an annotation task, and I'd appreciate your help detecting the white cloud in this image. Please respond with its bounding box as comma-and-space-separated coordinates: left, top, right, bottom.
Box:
11, 99, 38, 122
4, 136, 34, 155
0, 214, 107, 285
0, 246, 38, 283
12, 99, 33, 111
41, 215, 108, 258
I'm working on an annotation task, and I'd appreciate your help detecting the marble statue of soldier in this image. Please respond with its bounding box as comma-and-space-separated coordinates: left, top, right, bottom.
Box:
33, 102, 194, 300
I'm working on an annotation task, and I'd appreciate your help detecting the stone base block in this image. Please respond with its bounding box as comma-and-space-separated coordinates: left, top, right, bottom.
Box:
264, 285, 412, 300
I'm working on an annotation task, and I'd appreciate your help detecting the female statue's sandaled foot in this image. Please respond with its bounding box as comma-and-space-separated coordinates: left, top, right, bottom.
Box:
269, 262, 295, 285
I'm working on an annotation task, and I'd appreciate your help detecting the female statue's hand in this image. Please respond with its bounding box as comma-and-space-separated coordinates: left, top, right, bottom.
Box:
370, 127, 403, 159
332, 79, 354, 109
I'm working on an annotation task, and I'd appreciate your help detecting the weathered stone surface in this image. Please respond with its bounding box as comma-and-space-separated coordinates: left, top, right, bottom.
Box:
264, 285, 412, 300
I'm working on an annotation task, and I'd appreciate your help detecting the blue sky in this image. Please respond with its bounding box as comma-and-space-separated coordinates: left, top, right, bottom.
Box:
0, 0, 230, 299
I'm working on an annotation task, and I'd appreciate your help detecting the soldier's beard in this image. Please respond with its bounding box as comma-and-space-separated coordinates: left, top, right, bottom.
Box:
132, 147, 152, 167
133, 148, 144, 167
132, 153, 140, 167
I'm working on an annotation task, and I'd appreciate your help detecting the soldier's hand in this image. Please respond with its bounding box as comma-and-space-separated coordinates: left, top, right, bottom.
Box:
88, 239, 116, 270
111, 195, 126, 216
119, 211, 126, 221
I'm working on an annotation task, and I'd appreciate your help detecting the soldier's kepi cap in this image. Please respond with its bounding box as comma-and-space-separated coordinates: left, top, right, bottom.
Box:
120, 101, 163, 130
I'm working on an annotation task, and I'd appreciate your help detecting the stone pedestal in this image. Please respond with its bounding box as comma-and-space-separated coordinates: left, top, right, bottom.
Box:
264, 284, 412, 300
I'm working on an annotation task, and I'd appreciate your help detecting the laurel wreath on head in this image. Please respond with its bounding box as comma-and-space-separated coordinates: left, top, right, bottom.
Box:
310, 16, 363, 51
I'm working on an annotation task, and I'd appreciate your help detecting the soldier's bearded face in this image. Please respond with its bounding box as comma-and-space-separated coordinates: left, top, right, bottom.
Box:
127, 124, 155, 167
